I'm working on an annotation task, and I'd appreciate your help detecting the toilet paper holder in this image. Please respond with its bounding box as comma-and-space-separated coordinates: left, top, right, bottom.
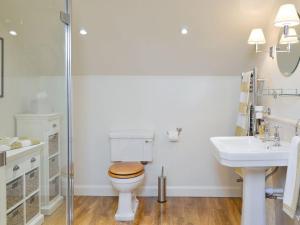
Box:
166, 128, 182, 136
176, 128, 182, 135
166, 128, 182, 142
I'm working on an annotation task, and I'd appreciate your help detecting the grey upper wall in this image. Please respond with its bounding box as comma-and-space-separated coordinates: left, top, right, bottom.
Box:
72, 0, 277, 76
0, 0, 65, 77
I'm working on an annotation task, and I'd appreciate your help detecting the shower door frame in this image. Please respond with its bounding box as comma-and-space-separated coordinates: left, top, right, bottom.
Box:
0, 153, 6, 225
63, 0, 74, 224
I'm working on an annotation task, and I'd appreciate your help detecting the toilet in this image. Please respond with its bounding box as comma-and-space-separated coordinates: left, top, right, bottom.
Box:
108, 130, 154, 221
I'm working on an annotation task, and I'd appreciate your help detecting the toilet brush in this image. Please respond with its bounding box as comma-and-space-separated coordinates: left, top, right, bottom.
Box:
158, 166, 167, 203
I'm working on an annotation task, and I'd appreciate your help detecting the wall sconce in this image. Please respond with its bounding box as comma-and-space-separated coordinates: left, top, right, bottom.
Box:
249, 4, 300, 58
274, 4, 300, 39
279, 28, 299, 44
269, 28, 299, 58
268, 4, 300, 58
248, 28, 266, 52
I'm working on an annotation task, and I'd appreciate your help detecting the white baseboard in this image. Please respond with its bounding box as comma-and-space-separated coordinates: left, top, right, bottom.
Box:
74, 185, 242, 197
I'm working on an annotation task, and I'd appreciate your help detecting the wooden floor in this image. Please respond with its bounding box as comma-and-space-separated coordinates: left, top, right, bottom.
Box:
44, 196, 242, 225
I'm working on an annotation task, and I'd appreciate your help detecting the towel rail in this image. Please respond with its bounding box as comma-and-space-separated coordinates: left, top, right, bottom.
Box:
267, 115, 300, 127
259, 88, 300, 98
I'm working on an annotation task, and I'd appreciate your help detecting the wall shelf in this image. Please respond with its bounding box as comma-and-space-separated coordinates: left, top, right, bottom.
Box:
259, 88, 300, 98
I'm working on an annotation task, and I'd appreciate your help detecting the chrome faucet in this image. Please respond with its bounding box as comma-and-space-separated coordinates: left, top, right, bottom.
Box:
296, 119, 300, 136
273, 125, 281, 147
261, 122, 281, 146
263, 121, 272, 142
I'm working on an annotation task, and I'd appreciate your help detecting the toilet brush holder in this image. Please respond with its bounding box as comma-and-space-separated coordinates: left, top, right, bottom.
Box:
158, 166, 167, 203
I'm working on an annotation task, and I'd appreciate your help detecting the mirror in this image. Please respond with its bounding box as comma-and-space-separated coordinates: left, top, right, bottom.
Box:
276, 25, 300, 77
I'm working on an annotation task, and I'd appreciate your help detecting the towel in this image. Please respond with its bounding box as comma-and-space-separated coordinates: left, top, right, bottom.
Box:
234, 71, 253, 177
0, 145, 9, 152
0, 137, 18, 146
283, 136, 300, 218
235, 71, 252, 136
0, 136, 40, 150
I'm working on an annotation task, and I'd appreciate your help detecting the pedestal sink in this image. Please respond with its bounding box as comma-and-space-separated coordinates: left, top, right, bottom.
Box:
210, 136, 291, 225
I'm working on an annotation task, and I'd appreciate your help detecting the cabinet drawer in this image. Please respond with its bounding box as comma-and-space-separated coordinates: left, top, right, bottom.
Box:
48, 119, 60, 133
26, 168, 39, 196
25, 155, 40, 171
6, 162, 24, 182
48, 133, 59, 157
7, 204, 24, 225
49, 156, 59, 178
26, 193, 39, 223
49, 177, 59, 202
7, 177, 23, 210
6, 155, 40, 182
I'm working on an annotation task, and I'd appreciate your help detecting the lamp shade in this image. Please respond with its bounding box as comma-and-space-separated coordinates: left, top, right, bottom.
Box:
280, 28, 299, 44
274, 4, 300, 27
248, 28, 266, 44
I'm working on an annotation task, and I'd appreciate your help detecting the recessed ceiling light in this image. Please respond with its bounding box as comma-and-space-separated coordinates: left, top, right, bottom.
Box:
9, 30, 17, 36
80, 29, 87, 35
181, 27, 189, 35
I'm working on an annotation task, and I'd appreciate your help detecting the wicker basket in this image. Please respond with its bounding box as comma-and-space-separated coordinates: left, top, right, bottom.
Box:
7, 177, 23, 210
49, 177, 59, 201
7, 204, 24, 225
26, 169, 39, 196
49, 156, 59, 178
48, 133, 59, 156
26, 193, 39, 223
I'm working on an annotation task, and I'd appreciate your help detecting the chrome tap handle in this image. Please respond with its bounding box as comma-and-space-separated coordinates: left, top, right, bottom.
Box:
273, 125, 281, 147
264, 107, 271, 116
264, 121, 270, 134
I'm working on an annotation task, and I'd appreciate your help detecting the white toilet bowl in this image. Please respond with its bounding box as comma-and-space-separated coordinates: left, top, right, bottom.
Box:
108, 162, 145, 221
109, 174, 144, 221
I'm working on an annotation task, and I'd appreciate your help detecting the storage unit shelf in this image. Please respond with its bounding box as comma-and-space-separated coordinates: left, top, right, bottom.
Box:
49, 153, 59, 160
49, 173, 60, 182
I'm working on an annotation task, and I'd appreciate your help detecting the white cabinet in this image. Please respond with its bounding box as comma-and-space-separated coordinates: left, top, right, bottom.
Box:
5, 144, 44, 225
0, 152, 6, 225
15, 114, 63, 216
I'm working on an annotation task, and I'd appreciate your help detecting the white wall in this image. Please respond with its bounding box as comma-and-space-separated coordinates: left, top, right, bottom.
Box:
72, 75, 242, 197
0, 76, 40, 136
255, 1, 300, 225
0, 23, 40, 136
0, 0, 65, 136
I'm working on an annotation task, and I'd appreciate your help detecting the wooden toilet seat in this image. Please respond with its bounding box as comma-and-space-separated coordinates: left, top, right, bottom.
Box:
108, 162, 144, 179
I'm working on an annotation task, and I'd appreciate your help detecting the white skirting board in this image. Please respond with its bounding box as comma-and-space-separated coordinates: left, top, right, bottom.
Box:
41, 196, 64, 215
74, 185, 242, 197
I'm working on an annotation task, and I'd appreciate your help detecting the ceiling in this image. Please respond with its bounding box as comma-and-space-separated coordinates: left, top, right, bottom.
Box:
72, 0, 278, 76
1, 0, 298, 76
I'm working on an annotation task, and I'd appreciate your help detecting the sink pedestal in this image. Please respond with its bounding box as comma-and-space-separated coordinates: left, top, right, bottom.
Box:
242, 168, 266, 225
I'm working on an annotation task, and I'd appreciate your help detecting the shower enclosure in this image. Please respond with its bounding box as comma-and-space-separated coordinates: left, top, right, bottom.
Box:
0, 0, 73, 224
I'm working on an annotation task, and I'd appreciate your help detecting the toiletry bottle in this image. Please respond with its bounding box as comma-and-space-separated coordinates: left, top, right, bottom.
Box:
258, 121, 265, 139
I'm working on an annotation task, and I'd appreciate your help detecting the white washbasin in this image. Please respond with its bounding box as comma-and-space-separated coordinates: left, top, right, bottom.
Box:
210, 136, 290, 167
210, 136, 292, 225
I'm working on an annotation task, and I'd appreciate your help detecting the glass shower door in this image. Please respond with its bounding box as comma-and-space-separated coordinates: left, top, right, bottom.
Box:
0, 0, 73, 225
